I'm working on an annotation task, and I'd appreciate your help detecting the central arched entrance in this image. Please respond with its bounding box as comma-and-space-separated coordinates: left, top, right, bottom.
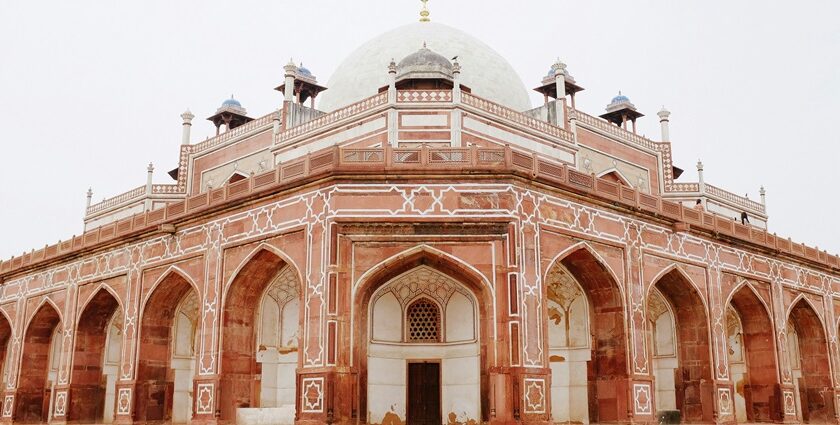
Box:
545, 246, 629, 424
354, 250, 491, 425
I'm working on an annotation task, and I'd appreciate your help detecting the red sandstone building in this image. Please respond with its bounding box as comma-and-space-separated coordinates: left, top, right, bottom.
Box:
1, 7, 839, 425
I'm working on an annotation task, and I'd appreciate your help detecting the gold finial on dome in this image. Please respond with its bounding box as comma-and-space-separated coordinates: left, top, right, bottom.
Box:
419, 0, 430, 22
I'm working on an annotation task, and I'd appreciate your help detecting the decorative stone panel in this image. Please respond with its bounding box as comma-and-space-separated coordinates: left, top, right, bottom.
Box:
718, 388, 732, 415
783, 390, 796, 416
117, 388, 131, 415
633, 383, 652, 415
301, 377, 324, 413
2, 395, 12, 418
523, 378, 546, 414
196, 383, 214, 414
53, 390, 67, 417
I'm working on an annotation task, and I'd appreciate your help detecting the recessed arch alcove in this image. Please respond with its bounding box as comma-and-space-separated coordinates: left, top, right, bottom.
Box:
68, 286, 122, 423
16, 300, 62, 423
353, 248, 493, 425
648, 268, 713, 423
134, 269, 199, 423
218, 246, 302, 425
544, 245, 629, 423
786, 298, 834, 423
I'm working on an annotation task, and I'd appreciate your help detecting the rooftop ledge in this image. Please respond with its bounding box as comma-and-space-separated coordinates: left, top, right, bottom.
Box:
3, 145, 836, 280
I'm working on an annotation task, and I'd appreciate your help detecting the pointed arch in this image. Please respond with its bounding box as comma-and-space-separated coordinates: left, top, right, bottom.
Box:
139, 265, 200, 317
724, 279, 772, 320
597, 168, 633, 187
134, 266, 199, 422
650, 267, 713, 422
75, 283, 123, 323
545, 241, 625, 301
544, 243, 629, 423
23, 297, 63, 336
16, 299, 62, 423
353, 244, 493, 301
726, 281, 781, 422
226, 171, 249, 185
68, 286, 122, 422
787, 298, 834, 422
218, 244, 301, 421
785, 294, 824, 327
0, 306, 11, 396
353, 245, 493, 424
221, 243, 303, 308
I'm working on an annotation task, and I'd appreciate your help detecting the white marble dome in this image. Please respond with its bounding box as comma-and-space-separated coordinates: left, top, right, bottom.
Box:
318, 22, 532, 112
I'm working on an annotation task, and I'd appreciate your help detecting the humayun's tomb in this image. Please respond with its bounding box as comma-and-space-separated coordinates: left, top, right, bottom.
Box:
1, 4, 839, 425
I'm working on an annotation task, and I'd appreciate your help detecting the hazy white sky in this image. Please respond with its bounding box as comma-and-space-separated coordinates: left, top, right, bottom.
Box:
1, 1, 838, 259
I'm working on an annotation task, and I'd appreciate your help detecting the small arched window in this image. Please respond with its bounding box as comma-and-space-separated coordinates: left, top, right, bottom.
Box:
406, 298, 441, 343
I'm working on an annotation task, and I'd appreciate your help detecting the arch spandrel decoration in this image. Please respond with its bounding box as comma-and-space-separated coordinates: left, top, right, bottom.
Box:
370, 265, 476, 345
370, 265, 474, 310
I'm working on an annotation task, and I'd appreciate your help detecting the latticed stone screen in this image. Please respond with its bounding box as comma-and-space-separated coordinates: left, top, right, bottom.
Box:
406, 298, 441, 342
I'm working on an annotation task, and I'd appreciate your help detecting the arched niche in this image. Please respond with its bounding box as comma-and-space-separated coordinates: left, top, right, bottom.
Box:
649, 268, 712, 423
16, 301, 62, 423
545, 246, 628, 424
726, 283, 779, 423
787, 299, 834, 423
647, 287, 678, 414
68, 287, 121, 423
219, 247, 301, 425
134, 270, 198, 423
367, 265, 479, 425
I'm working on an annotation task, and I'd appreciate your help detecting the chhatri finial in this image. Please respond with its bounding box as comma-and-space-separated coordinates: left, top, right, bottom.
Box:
419, 0, 430, 22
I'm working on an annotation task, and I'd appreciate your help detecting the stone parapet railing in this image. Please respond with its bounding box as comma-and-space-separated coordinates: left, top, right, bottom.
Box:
664, 182, 765, 214
86, 186, 146, 215
463, 92, 574, 143
705, 183, 765, 213
86, 185, 186, 218
4, 145, 837, 278
192, 111, 277, 154
571, 108, 663, 152
277, 92, 389, 143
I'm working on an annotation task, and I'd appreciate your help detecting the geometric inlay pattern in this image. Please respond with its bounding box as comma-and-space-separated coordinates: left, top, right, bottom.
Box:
633, 383, 652, 415
302, 377, 324, 413
523, 378, 546, 414
196, 383, 214, 414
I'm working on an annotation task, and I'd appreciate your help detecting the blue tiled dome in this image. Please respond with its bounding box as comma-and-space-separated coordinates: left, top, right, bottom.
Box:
222, 97, 242, 108
546, 68, 556, 78
611, 92, 630, 103
298, 65, 313, 77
